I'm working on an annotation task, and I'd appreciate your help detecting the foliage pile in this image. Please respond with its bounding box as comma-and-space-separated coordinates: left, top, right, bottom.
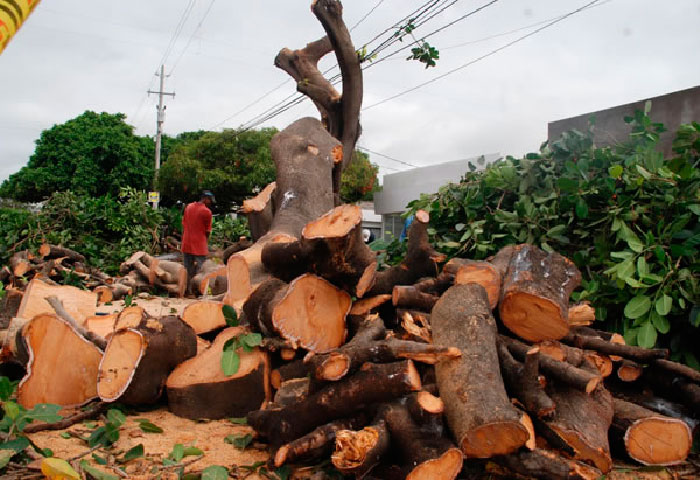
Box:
407, 107, 700, 362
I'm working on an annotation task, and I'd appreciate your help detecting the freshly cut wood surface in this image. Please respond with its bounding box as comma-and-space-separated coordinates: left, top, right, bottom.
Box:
611, 398, 692, 466
454, 261, 501, 309
97, 315, 197, 405
181, 301, 226, 334
167, 327, 270, 419
245, 274, 351, 353
84, 314, 117, 340
499, 244, 581, 342
332, 420, 390, 477
17, 314, 102, 408
16, 279, 97, 324
349, 294, 391, 315
432, 284, 529, 457
114, 305, 146, 331
242, 181, 276, 241
616, 359, 643, 382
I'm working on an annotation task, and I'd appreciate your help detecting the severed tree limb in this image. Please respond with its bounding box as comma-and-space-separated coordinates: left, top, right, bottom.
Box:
561, 331, 668, 362
332, 419, 390, 478
45, 296, 106, 350
495, 448, 602, 480
497, 343, 555, 419
23, 402, 107, 433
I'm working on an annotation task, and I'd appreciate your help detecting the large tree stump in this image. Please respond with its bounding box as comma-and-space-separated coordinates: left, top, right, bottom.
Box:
166, 326, 270, 419
499, 244, 581, 342
243, 273, 350, 353
16, 314, 103, 408
97, 315, 197, 405
247, 360, 421, 445
609, 398, 692, 466
432, 284, 529, 457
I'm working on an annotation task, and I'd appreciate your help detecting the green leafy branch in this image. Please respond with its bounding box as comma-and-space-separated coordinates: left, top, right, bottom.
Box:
220, 305, 262, 376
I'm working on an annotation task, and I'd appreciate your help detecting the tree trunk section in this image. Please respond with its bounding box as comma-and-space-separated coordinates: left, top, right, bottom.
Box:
331, 420, 390, 478
495, 449, 602, 480
181, 300, 227, 334
432, 284, 529, 457
499, 244, 581, 342
497, 342, 555, 419
242, 182, 276, 241
166, 326, 270, 419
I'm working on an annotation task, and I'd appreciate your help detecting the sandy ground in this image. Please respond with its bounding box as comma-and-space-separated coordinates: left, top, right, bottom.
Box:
95, 295, 198, 318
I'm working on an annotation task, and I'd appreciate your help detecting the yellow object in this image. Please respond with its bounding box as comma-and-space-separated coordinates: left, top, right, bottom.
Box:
40, 457, 80, 480
0, 0, 41, 55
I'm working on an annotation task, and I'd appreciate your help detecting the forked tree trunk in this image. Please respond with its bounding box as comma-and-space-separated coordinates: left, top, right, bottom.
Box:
166, 326, 270, 419
609, 398, 692, 466
17, 314, 103, 408
432, 284, 529, 457
499, 244, 582, 342
97, 315, 197, 405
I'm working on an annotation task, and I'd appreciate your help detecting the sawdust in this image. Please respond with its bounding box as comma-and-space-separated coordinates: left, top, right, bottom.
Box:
26, 407, 270, 479
96, 297, 198, 318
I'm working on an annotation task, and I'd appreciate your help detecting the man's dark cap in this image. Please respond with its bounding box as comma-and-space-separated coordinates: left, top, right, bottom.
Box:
201, 190, 216, 203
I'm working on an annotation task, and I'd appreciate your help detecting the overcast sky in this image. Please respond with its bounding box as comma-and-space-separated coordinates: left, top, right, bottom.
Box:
1, 0, 699, 184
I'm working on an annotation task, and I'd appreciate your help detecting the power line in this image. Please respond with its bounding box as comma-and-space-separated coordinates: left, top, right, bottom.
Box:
159, 0, 197, 67
357, 146, 418, 168
364, 0, 607, 111
350, 0, 387, 31
170, 0, 218, 73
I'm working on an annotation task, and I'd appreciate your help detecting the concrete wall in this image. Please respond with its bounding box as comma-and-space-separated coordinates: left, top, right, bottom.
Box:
548, 86, 700, 156
373, 153, 501, 215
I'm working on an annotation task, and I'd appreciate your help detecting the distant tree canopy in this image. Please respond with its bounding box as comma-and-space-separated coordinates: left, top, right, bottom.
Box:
0, 111, 154, 201
0, 111, 380, 210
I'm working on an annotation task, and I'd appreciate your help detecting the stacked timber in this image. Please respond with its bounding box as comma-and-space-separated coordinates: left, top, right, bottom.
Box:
115, 251, 187, 298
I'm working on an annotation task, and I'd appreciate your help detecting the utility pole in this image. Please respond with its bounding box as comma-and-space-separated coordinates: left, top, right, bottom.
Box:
148, 64, 175, 208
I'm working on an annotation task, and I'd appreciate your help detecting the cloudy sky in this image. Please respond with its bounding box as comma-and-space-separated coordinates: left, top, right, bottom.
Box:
1, 0, 699, 183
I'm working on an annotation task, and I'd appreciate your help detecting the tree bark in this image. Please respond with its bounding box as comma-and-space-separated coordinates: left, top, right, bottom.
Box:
499, 244, 582, 342
392, 285, 438, 311
432, 284, 529, 457
332, 420, 390, 478
561, 331, 668, 363
241, 182, 276, 241
495, 449, 602, 480
497, 343, 555, 419
247, 360, 421, 445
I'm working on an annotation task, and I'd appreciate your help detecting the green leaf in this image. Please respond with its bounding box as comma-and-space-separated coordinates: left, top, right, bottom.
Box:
225, 433, 253, 449
575, 198, 588, 219
79, 460, 119, 480
106, 409, 126, 427
221, 339, 241, 377
688, 204, 700, 216
135, 419, 163, 433
3, 401, 20, 420
454, 223, 465, 232
636, 256, 648, 277
201, 465, 229, 480
0, 436, 30, 453
60, 432, 71, 439
171, 443, 185, 462
637, 321, 657, 348
655, 294, 672, 316
222, 305, 238, 327
241, 333, 262, 348
229, 417, 247, 425
0, 377, 15, 402
0, 449, 15, 469
123, 444, 144, 462
608, 165, 623, 178
624, 296, 651, 319
275, 465, 292, 480
22, 403, 63, 425
92, 453, 108, 465
649, 310, 670, 334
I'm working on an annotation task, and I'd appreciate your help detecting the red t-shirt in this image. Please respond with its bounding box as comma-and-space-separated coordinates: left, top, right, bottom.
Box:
181, 202, 212, 256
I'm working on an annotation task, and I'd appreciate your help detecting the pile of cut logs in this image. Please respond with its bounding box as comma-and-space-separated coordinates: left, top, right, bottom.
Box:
1, 201, 697, 480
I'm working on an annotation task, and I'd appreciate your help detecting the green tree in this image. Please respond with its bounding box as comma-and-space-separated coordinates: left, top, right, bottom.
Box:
156, 128, 278, 212
340, 151, 380, 203
0, 111, 154, 201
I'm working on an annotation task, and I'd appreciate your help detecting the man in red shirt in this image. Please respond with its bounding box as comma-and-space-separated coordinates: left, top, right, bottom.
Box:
182, 191, 214, 294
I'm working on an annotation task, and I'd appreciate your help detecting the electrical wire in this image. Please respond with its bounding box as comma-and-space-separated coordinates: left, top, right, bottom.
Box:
170, 0, 218, 73
349, 0, 387, 31
363, 0, 606, 111
357, 146, 418, 168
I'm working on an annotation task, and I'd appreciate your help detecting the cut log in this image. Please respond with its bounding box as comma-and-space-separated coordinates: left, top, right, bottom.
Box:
407, 390, 445, 431
454, 261, 501, 309
274, 377, 310, 406
114, 305, 146, 331
191, 260, 227, 296
242, 181, 276, 241
567, 304, 596, 327
410, 272, 455, 295
500, 335, 602, 393
9, 251, 32, 277
381, 401, 464, 480
247, 360, 421, 445
367, 210, 446, 295
331, 420, 390, 478
243, 274, 350, 352
261, 240, 309, 282
562, 331, 668, 363
222, 236, 253, 264
616, 359, 643, 382
16, 279, 97, 325
97, 315, 197, 405
84, 314, 117, 340
309, 337, 460, 382
432, 284, 529, 457
541, 384, 614, 473
301, 204, 378, 297
39, 244, 85, 264
166, 326, 270, 419
276, 415, 366, 468
610, 398, 692, 466
349, 295, 392, 316
651, 358, 700, 384
497, 343, 555, 419
396, 309, 432, 343
495, 449, 602, 480
499, 244, 581, 342
271, 359, 309, 389
181, 301, 227, 334
45, 295, 106, 350
392, 286, 438, 312
16, 314, 103, 408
